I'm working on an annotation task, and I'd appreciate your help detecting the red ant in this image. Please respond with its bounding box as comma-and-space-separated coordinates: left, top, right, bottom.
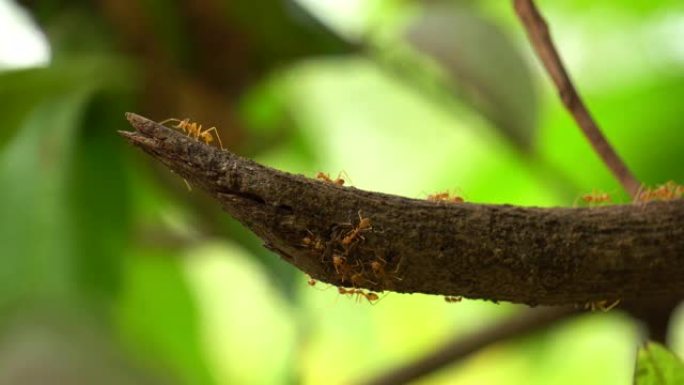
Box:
581, 191, 611, 204
636, 181, 683, 202
316, 171, 349, 186
575, 190, 612, 206
305, 276, 330, 292
159, 118, 224, 149
341, 211, 372, 246
332, 254, 350, 277
338, 287, 380, 304
349, 271, 376, 288
370, 256, 402, 285
427, 191, 464, 203
331, 256, 372, 286
302, 231, 325, 253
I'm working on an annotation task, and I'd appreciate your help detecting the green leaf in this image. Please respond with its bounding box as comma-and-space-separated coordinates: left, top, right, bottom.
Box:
0, 57, 134, 151
68, 93, 135, 302
634, 342, 684, 385
0, 56, 136, 306
538, 75, 684, 194
142, 0, 356, 73
0, 91, 91, 305
0, 303, 170, 385
552, 1, 683, 16
227, 0, 356, 61
116, 250, 216, 385
404, 4, 539, 150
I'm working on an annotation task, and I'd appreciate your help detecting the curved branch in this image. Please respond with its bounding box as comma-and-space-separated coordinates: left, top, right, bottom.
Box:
119, 113, 684, 306
358, 307, 576, 385
512, 0, 641, 197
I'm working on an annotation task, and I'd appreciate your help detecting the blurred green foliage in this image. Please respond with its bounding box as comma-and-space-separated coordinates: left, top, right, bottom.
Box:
635, 342, 684, 385
0, 0, 683, 384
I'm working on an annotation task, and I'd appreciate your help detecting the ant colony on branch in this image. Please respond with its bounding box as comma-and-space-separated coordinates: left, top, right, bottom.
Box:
635, 181, 683, 202
300, 210, 388, 305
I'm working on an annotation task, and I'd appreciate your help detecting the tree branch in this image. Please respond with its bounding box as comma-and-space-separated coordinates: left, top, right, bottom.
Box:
119, 113, 684, 307
358, 307, 577, 385
512, 0, 641, 198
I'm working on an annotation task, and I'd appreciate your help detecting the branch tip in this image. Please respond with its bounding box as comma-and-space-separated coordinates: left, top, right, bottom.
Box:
120, 113, 684, 307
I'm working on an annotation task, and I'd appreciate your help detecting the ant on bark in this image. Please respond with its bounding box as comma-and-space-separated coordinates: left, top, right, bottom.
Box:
159, 118, 224, 149
341, 211, 372, 247
338, 287, 380, 304
316, 171, 350, 186
427, 191, 464, 203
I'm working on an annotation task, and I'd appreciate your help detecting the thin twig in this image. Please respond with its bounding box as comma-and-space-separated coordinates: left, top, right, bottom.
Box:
119, 113, 684, 307
358, 307, 577, 385
513, 0, 641, 198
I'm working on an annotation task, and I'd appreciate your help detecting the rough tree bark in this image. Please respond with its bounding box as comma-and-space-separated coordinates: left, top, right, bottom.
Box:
119, 113, 684, 307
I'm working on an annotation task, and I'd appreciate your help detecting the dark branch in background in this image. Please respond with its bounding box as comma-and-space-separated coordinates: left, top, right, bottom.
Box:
513, 0, 683, 351
359, 307, 577, 385
119, 113, 684, 307
513, 0, 641, 198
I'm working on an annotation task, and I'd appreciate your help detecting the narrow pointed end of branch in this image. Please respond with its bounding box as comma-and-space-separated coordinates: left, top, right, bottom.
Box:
117, 129, 158, 151
125, 111, 148, 130
118, 113, 178, 154
123, 112, 166, 137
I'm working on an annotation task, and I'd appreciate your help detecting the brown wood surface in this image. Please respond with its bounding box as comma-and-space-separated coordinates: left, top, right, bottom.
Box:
120, 113, 684, 306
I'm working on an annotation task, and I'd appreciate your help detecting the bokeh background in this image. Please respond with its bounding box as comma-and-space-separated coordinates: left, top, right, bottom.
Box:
1, 0, 683, 384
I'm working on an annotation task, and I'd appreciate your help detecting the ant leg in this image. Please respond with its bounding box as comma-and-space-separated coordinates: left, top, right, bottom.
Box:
634, 184, 645, 203
340, 170, 352, 185
602, 299, 620, 312
158, 118, 182, 126
203, 127, 224, 149
162, 118, 192, 135
367, 292, 385, 305
337, 170, 353, 185
573, 195, 581, 207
